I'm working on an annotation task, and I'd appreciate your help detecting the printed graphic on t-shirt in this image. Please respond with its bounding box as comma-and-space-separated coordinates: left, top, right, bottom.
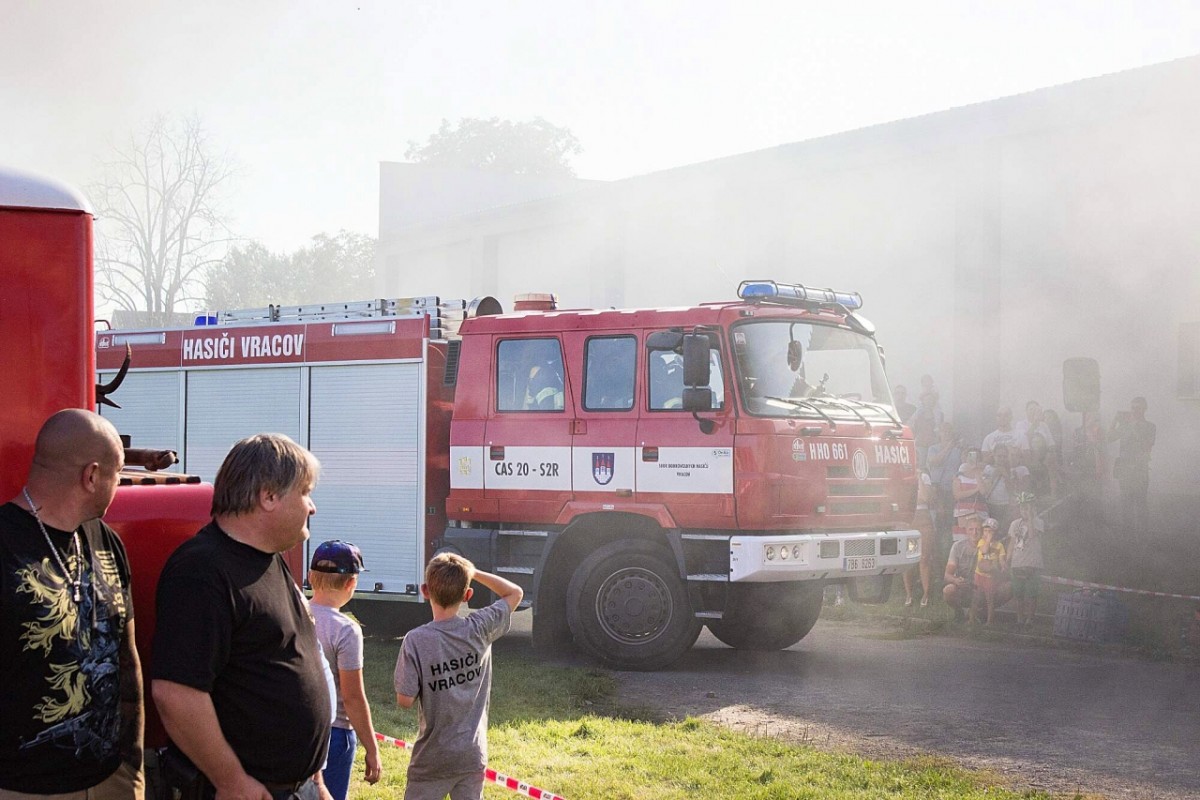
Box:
426, 652, 484, 692
15, 550, 123, 759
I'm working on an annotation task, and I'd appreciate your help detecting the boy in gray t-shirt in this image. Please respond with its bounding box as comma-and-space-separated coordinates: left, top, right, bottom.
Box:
395, 553, 524, 800
310, 540, 382, 800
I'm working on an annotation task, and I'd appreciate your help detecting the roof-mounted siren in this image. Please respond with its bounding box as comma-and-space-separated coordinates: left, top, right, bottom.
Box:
737, 280, 863, 311
512, 292, 558, 312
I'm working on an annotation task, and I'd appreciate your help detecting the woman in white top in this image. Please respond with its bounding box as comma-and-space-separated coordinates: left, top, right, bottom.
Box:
952, 447, 988, 543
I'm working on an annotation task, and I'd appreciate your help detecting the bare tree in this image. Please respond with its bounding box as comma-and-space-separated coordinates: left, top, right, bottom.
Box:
92, 115, 236, 325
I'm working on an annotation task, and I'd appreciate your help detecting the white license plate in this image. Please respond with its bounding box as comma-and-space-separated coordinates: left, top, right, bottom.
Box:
844, 556, 877, 571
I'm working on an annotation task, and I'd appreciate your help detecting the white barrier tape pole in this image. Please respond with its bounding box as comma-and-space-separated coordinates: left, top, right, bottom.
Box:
374, 732, 567, 800
1041, 574, 1200, 603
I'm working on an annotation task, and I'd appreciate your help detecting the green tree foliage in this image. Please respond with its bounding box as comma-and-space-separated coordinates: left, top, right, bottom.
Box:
404, 117, 582, 177
204, 231, 378, 310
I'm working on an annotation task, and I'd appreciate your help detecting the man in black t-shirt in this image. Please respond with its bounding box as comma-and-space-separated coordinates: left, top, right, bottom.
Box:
0, 410, 141, 800
152, 434, 332, 800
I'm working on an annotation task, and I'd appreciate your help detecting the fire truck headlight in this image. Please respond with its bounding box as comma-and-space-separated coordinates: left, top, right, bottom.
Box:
779, 546, 789, 560
765, 546, 775, 561
792, 545, 801, 560
907, 537, 919, 554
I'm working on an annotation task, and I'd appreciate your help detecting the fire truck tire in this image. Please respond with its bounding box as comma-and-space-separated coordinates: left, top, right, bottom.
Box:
706, 582, 823, 651
566, 540, 701, 671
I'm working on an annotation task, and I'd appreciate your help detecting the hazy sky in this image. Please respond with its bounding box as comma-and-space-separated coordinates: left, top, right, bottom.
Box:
3, 1, 1199, 251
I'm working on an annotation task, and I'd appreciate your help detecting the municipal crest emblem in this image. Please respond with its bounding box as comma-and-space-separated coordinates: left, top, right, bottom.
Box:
457, 456, 472, 476
592, 452, 615, 486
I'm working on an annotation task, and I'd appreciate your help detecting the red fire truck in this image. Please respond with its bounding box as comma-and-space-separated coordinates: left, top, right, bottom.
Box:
1, 167, 212, 746
99, 282, 919, 669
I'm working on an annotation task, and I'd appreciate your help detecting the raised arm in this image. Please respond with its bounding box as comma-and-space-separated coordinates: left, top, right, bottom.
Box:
472, 569, 524, 613
952, 475, 975, 501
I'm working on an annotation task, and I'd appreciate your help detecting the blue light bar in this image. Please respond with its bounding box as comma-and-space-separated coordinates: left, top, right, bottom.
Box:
737, 280, 863, 310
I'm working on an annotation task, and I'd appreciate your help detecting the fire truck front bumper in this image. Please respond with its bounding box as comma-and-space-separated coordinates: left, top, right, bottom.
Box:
728, 530, 921, 582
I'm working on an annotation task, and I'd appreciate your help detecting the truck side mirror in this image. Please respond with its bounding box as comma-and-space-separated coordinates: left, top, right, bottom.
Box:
683, 387, 715, 434
787, 340, 804, 372
681, 335, 715, 434
682, 387, 712, 412
682, 334, 710, 387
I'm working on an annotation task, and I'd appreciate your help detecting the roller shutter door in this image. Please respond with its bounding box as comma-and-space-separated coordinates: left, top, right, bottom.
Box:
98, 371, 183, 472
308, 362, 425, 595
185, 368, 303, 481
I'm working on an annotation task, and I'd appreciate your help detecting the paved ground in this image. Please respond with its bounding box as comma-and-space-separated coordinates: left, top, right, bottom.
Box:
501, 613, 1200, 799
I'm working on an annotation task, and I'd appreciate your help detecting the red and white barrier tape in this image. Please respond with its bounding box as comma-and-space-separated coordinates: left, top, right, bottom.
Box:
1042, 574, 1200, 602
374, 732, 566, 800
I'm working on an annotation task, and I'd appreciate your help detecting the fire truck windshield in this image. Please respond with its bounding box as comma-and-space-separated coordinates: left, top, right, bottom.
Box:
732, 320, 894, 419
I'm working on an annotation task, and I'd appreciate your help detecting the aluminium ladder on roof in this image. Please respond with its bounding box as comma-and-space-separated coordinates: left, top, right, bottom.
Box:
215, 296, 472, 338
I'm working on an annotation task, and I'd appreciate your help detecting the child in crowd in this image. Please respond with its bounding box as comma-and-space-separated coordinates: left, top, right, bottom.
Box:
969, 518, 1007, 625
309, 540, 382, 800
395, 553, 524, 800
1007, 492, 1045, 627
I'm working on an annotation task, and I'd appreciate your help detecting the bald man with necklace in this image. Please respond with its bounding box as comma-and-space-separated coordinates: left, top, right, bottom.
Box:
0, 409, 141, 800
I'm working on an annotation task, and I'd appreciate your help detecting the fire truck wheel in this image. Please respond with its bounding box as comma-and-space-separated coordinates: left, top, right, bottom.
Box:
707, 582, 823, 651
566, 540, 701, 671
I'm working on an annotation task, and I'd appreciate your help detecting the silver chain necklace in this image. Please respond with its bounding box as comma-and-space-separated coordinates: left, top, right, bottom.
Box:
22, 487, 84, 603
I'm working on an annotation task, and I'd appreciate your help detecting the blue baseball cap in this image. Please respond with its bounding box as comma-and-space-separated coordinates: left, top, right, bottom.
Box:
309, 540, 367, 574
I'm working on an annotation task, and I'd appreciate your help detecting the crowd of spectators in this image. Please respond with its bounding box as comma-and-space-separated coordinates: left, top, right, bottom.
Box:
893, 376, 1154, 623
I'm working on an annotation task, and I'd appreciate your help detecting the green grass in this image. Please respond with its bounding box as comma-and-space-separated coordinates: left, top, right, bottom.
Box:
346, 631, 1079, 800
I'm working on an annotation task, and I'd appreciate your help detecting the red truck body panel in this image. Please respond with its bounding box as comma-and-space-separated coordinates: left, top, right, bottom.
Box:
105, 482, 214, 748
0, 201, 95, 501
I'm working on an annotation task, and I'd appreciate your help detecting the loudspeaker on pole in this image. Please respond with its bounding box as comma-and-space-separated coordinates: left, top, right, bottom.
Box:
1063, 357, 1100, 413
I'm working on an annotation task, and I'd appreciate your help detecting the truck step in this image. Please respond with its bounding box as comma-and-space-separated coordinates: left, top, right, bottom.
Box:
687, 573, 729, 582
694, 611, 724, 619
497, 566, 535, 575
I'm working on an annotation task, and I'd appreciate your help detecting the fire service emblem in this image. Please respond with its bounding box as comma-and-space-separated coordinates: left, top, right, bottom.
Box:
592, 452, 615, 486
852, 449, 870, 481
457, 456, 472, 476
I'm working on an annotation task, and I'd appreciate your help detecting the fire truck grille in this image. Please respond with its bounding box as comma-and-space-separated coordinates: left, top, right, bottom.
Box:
443, 340, 462, 386
828, 501, 883, 515
827, 483, 887, 497
827, 465, 887, 480
844, 539, 877, 557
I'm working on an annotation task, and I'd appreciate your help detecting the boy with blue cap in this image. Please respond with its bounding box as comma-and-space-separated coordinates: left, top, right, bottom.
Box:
309, 540, 381, 800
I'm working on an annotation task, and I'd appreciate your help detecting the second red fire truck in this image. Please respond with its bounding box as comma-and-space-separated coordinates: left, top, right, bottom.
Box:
99, 281, 919, 669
